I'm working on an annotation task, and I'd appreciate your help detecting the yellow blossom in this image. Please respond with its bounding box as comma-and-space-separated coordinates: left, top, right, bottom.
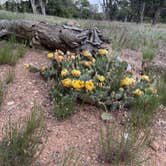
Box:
97, 75, 105, 82
47, 53, 54, 59
133, 89, 143, 96
141, 75, 150, 82
83, 61, 92, 68
83, 50, 92, 57
98, 49, 108, 56
71, 69, 81, 77
91, 58, 96, 63
57, 50, 64, 55
85, 80, 95, 91
41, 66, 47, 71
55, 55, 65, 62
72, 80, 84, 90
61, 69, 69, 77
121, 77, 136, 86
25, 64, 30, 69
61, 78, 72, 87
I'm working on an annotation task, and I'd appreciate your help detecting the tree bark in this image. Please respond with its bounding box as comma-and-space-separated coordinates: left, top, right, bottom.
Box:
0, 20, 110, 53
30, 0, 38, 14
140, 1, 145, 23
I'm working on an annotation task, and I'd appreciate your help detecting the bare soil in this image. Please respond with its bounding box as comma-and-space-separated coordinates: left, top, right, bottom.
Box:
0, 48, 165, 166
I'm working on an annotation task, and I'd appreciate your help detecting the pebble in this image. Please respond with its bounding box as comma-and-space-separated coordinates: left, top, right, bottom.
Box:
7, 101, 15, 106
150, 141, 160, 151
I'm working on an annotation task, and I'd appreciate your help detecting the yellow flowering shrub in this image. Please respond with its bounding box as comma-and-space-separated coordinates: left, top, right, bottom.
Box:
71, 69, 81, 77
27, 48, 158, 117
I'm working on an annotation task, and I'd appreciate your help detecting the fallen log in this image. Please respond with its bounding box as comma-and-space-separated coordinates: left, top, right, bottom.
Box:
0, 20, 110, 53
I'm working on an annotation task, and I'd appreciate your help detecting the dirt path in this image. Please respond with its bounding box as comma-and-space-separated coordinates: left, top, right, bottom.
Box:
0, 50, 50, 138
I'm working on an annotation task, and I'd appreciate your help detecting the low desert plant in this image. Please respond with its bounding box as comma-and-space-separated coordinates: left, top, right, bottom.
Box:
5, 69, 15, 84
99, 123, 149, 165
0, 38, 27, 66
142, 47, 156, 61
130, 92, 160, 129
0, 105, 45, 166
53, 95, 76, 120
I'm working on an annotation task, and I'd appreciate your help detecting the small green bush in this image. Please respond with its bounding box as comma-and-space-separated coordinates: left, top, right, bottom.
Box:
0, 105, 45, 166
5, 69, 15, 84
53, 95, 76, 120
99, 124, 149, 165
130, 92, 160, 128
143, 47, 156, 61
0, 38, 27, 66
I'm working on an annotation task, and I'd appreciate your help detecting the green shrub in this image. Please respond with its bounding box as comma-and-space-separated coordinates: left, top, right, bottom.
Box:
130, 92, 160, 128
142, 47, 156, 61
0, 38, 27, 66
99, 124, 149, 165
5, 69, 15, 84
0, 105, 45, 166
53, 95, 76, 120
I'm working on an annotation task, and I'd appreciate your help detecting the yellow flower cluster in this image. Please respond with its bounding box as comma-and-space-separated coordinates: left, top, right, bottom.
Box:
47, 53, 54, 59
83, 50, 92, 57
71, 69, 81, 77
25, 64, 30, 69
61, 78, 95, 91
72, 80, 84, 90
133, 89, 143, 96
61, 69, 69, 77
141, 75, 150, 82
98, 49, 108, 56
97, 75, 105, 82
85, 80, 95, 91
121, 77, 136, 86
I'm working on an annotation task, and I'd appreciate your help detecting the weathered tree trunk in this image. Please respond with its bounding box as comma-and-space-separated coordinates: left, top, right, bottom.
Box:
30, 0, 38, 14
39, 0, 46, 15
0, 20, 110, 53
140, 2, 145, 23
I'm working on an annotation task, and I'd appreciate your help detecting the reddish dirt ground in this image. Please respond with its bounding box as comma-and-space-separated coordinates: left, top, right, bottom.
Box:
0, 48, 165, 166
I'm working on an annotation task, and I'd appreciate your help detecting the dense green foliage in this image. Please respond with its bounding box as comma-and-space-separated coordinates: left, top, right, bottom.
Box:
1, 0, 166, 23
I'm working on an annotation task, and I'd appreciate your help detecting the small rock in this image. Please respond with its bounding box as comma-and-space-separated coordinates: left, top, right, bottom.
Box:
7, 101, 15, 106
150, 141, 160, 151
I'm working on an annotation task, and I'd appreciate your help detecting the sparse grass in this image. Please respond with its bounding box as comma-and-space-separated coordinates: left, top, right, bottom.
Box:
53, 147, 82, 166
142, 47, 156, 61
0, 37, 27, 66
5, 69, 15, 84
0, 82, 4, 107
0, 105, 45, 166
130, 93, 160, 129
99, 123, 150, 165
53, 95, 76, 120
157, 72, 166, 106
